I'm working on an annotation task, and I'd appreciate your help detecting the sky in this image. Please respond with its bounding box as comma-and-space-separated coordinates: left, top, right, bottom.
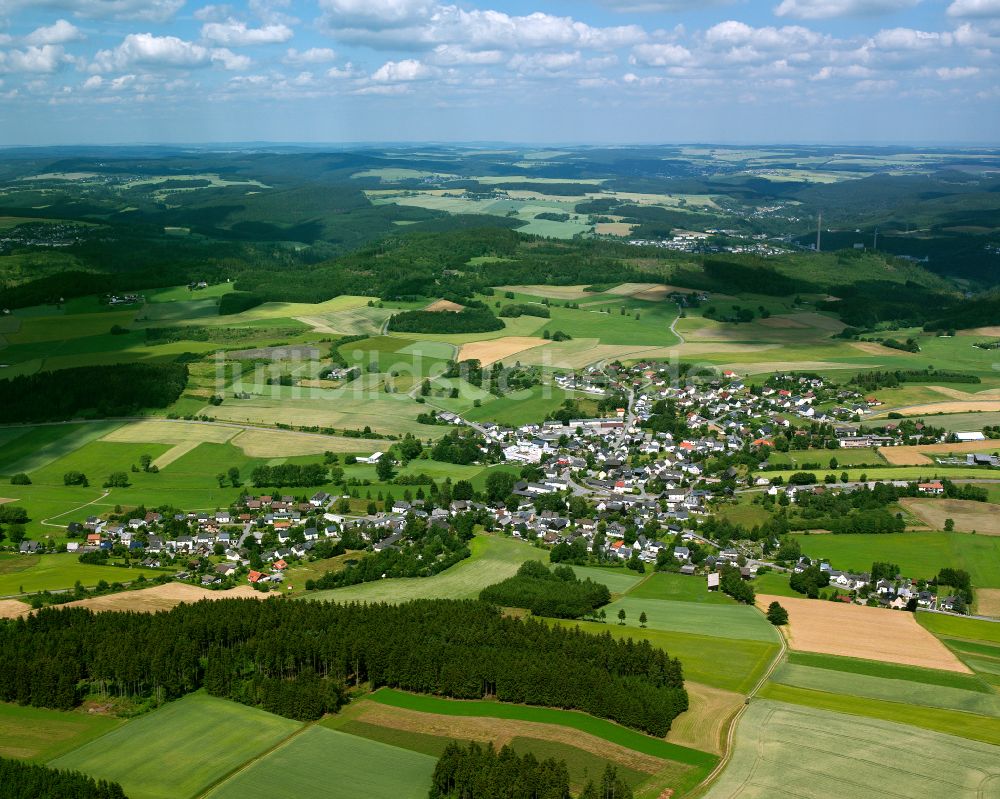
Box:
0, 0, 998, 145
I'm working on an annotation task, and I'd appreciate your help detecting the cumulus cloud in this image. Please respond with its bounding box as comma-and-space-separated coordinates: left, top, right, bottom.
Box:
429, 44, 504, 65
629, 42, 692, 66
508, 50, 582, 74
370, 58, 433, 80
947, 0, 1000, 16
0, 45, 67, 73
25, 19, 84, 46
92, 33, 250, 72
200, 19, 294, 46
870, 26, 952, 50
0, 0, 184, 22
774, 0, 918, 18
318, 0, 433, 29
936, 64, 980, 77
284, 47, 337, 65
599, 0, 735, 10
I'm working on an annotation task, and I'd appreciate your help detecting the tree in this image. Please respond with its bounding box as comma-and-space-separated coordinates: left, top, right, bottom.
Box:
63, 471, 88, 487
228, 467, 241, 487
639, 611, 647, 628
617, 608, 626, 625
484, 470, 517, 503
375, 453, 396, 482
139, 454, 152, 472
944, 517, 955, 532
215, 473, 226, 488
9, 473, 30, 485
103, 472, 129, 488
452, 480, 474, 501
766, 601, 789, 625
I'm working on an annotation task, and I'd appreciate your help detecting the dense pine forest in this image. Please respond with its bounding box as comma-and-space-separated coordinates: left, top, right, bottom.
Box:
0, 598, 688, 735
0, 757, 127, 799
479, 562, 612, 619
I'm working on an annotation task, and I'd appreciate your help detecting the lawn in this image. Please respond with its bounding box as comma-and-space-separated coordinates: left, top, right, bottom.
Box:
750, 571, 799, 598
704, 699, 1000, 799
205, 726, 436, 799
792, 531, 1000, 588
50, 694, 302, 799
600, 597, 780, 643
625, 572, 736, 604
0, 553, 168, 595
0, 702, 123, 762
367, 688, 717, 768
305, 534, 546, 604
758, 683, 1000, 746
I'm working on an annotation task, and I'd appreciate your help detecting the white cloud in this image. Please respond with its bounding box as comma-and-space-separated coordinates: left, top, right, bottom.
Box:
371, 58, 432, 81
25, 19, 84, 45
704, 20, 822, 50
318, 0, 433, 28
936, 65, 980, 77
508, 50, 582, 74
599, 0, 735, 10
629, 42, 692, 66
82, 74, 102, 88
429, 44, 504, 65
194, 4, 233, 21
326, 62, 359, 78
947, 0, 1000, 16
201, 19, 293, 46
0, 45, 67, 73
92, 33, 250, 72
0, 0, 184, 23
871, 27, 952, 50
774, 0, 918, 18
284, 47, 337, 65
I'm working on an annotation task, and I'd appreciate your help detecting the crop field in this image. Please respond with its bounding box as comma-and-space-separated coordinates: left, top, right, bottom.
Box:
791, 531, 1000, 588
229, 427, 382, 456
757, 594, 969, 671
464, 384, 577, 426
784, 651, 993, 692
496, 285, 593, 300
0, 599, 27, 618
56, 583, 261, 613
0, 553, 166, 596
626, 572, 735, 604
900, 497, 1000, 534
703, 699, 1000, 799
205, 726, 437, 799
306, 534, 546, 604
0, 702, 123, 762
295, 306, 394, 336
457, 336, 548, 366
978, 589, 1000, 617
601, 596, 780, 643
51, 694, 302, 799
0, 422, 123, 475
572, 565, 644, 595
919, 612, 1000, 645
668, 681, 745, 756
880, 440, 1000, 465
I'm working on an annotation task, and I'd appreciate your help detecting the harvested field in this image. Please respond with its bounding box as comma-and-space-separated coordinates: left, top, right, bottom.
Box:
0, 599, 27, 619
977, 589, 1000, 617
496, 285, 592, 300
850, 340, 912, 356
0, 498, 14, 504
230, 428, 382, 457
757, 316, 809, 328
606, 282, 667, 296
666, 682, 743, 755
349, 702, 668, 776
595, 222, 636, 236
928, 386, 1000, 400
224, 345, 320, 360
756, 593, 971, 672
457, 336, 549, 366
900, 498, 1000, 535
101, 420, 236, 447
960, 326, 1000, 337
57, 583, 262, 614
880, 440, 1000, 465
424, 299, 465, 312
294, 307, 393, 336
889, 401, 1000, 416
152, 442, 201, 470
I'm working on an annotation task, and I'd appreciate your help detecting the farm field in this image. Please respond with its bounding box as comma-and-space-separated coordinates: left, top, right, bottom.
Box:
463, 384, 578, 426
205, 726, 437, 799
880, 439, 1000, 465
0, 702, 123, 762
601, 596, 780, 643
0, 422, 123, 475
791, 530, 1000, 588
0, 553, 167, 596
919, 611, 1000, 645
900, 497, 1000, 535
703, 699, 1000, 798
750, 571, 798, 598
626, 571, 735, 604
55, 583, 262, 613
758, 593, 969, 672
51, 694, 302, 799
572, 566, 644, 595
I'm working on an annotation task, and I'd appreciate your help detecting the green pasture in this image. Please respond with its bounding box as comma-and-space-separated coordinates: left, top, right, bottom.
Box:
206, 726, 436, 799
704, 699, 1000, 799
919, 612, 1000, 645
600, 596, 780, 643
367, 688, 717, 768
0, 553, 167, 595
751, 571, 799, 598
785, 651, 993, 693
793, 531, 1000, 588
626, 572, 735, 604
758, 683, 1000, 746
764, 465, 994, 482
464, 384, 575, 426
572, 565, 644, 595
145, 284, 235, 303
29, 441, 172, 486
0, 702, 123, 763
51, 694, 302, 799
0, 422, 123, 476
767, 448, 885, 468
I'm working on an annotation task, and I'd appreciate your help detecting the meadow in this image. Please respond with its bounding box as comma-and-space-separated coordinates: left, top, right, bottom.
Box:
601, 596, 780, 643
918, 612, 1000, 645
626, 571, 735, 604
0, 702, 123, 762
0, 553, 167, 596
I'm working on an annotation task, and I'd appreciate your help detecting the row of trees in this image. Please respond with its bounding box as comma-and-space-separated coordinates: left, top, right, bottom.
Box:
429, 742, 634, 799
479, 561, 612, 619
387, 308, 505, 334
0, 598, 687, 735
249, 463, 329, 488
0, 757, 127, 799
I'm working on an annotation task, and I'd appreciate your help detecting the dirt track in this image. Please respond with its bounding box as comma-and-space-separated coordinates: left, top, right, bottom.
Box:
756, 593, 971, 673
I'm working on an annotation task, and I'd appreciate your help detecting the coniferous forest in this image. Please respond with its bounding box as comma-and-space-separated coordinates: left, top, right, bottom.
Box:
0, 598, 687, 735
0, 756, 127, 799
479, 561, 612, 619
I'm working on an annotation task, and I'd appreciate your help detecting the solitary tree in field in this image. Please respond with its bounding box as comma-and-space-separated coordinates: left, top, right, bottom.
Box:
766, 601, 789, 626
944, 518, 955, 532
639, 611, 647, 628
618, 608, 626, 625
139, 454, 152, 472
375, 452, 396, 482
598, 609, 607, 623
228, 467, 241, 487
215, 473, 226, 488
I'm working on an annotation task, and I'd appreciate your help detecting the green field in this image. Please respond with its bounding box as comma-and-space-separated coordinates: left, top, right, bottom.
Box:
793, 531, 1000, 588
0, 702, 123, 762
464, 384, 577, 427
919, 611, 1000, 644
750, 571, 799, 598
626, 572, 735, 604
601, 596, 780, 643
367, 688, 717, 768
785, 651, 993, 693
306, 534, 546, 604
0, 422, 123, 475
51, 694, 302, 799
704, 699, 1000, 798
0, 553, 167, 595
205, 725, 436, 799
572, 565, 645, 595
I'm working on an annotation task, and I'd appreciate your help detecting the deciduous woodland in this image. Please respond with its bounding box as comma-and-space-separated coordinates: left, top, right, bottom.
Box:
0, 599, 688, 735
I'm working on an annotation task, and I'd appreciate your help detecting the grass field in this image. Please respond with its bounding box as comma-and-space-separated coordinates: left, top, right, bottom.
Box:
572, 566, 644, 595
463, 384, 577, 427
785, 651, 993, 693
0, 553, 167, 596
626, 572, 735, 604
792, 531, 1000, 588
919, 611, 1000, 644
0, 702, 123, 762
367, 689, 717, 768
601, 596, 780, 643
306, 534, 546, 604
51, 694, 302, 799
704, 699, 1000, 798
0, 422, 123, 476
750, 571, 799, 598
205, 726, 436, 799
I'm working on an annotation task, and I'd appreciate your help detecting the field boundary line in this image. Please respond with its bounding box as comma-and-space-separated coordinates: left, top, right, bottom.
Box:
194, 719, 314, 799
39, 490, 110, 528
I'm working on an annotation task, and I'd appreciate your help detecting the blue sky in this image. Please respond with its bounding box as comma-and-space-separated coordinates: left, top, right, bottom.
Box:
0, 0, 997, 144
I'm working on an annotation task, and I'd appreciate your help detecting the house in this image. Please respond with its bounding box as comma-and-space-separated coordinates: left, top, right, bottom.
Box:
19, 540, 39, 554
247, 570, 267, 584
918, 481, 944, 495
215, 563, 237, 578
673, 546, 690, 562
